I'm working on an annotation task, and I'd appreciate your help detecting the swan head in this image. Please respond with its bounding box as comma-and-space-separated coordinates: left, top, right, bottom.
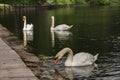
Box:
23, 16, 26, 21
54, 52, 62, 64
51, 16, 54, 20
54, 47, 72, 64
54, 48, 66, 64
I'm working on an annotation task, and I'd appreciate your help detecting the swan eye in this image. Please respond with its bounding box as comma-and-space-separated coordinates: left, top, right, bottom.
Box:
54, 57, 59, 60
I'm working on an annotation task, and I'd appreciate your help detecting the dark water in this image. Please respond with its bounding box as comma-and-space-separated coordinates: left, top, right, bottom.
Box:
1, 6, 120, 79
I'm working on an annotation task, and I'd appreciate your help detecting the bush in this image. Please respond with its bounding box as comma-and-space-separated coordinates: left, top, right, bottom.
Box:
88, 0, 111, 5
98, 0, 110, 5
75, 0, 87, 4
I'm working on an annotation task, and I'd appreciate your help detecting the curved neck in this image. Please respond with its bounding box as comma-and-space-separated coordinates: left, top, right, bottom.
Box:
58, 48, 73, 66
51, 17, 55, 30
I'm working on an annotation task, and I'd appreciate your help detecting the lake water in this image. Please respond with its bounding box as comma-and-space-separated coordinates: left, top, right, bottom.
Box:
0, 6, 120, 80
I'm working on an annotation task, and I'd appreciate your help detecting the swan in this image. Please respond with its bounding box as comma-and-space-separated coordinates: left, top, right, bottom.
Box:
54, 47, 99, 66
23, 16, 33, 30
51, 16, 73, 31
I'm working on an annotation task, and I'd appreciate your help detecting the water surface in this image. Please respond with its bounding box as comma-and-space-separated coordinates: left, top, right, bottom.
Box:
0, 6, 120, 80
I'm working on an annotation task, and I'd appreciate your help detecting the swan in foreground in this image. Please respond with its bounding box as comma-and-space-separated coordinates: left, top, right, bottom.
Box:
51, 16, 73, 31
54, 47, 99, 66
23, 16, 33, 30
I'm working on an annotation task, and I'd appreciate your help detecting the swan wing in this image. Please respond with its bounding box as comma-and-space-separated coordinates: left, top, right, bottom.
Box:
72, 52, 95, 66
26, 24, 33, 30
55, 24, 72, 30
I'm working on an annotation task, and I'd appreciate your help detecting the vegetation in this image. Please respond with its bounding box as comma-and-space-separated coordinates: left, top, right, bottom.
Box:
0, 0, 120, 5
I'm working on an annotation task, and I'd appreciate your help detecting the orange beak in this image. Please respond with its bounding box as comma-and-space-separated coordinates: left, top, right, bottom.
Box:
54, 57, 59, 64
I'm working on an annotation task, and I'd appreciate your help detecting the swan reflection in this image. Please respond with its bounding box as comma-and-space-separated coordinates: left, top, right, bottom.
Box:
51, 31, 72, 48
54, 31, 72, 40
54, 65, 95, 80
23, 30, 33, 48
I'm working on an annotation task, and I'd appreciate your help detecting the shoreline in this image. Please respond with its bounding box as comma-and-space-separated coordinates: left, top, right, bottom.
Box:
0, 3, 120, 11
0, 24, 40, 78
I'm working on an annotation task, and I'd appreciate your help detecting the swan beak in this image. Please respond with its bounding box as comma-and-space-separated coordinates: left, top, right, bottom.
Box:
54, 57, 59, 64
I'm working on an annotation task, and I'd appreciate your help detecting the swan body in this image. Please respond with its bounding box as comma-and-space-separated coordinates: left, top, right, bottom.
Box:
51, 16, 73, 31
23, 16, 33, 30
54, 47, 99, 66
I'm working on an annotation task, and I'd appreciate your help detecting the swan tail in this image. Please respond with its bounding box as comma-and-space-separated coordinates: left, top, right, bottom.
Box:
94, 53, 99, 61
70, 25, 73, 28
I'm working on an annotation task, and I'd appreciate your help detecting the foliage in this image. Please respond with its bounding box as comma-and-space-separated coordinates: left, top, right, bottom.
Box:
0, 4, 9, 6
111, 0, 120, 3
98, 0, 110, 5
88, 0, 111, 5
46, 0, 74, 5
0, 0, 120, 5
46, 0, 55, 5
75, 0, 87, 4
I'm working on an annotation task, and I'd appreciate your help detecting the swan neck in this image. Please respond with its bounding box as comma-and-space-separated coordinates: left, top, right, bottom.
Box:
65, 48, 73, 66
59, 48, 73, 66
51, 17, 54, 30
24, 19, 27, 28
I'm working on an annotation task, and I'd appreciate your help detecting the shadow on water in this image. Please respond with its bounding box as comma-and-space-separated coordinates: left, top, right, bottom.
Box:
1, 6, 120, 79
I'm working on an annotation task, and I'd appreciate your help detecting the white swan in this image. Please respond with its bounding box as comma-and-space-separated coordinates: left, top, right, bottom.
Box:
51, 16, 73, 31
23, 16, 33, 30
54, 47, 99, 66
